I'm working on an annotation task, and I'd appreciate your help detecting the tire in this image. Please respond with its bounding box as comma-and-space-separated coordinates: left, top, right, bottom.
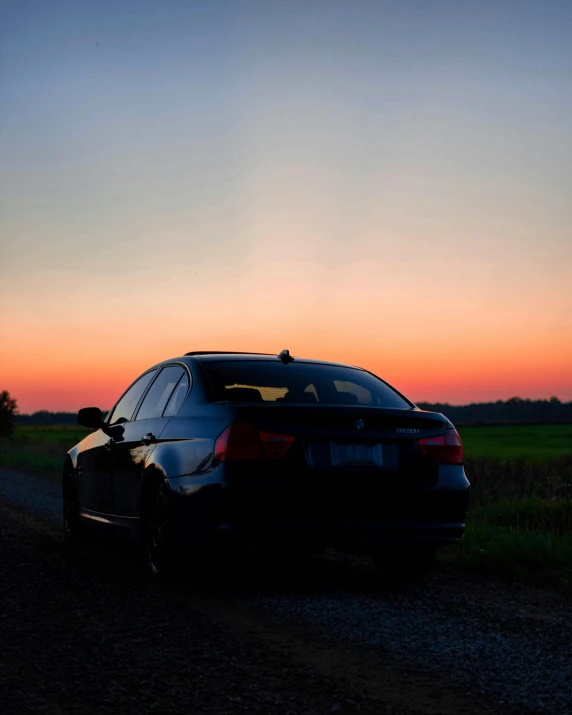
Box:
141, 480, 178, 582
62, 469, 84, 546
373, 546, 437, 584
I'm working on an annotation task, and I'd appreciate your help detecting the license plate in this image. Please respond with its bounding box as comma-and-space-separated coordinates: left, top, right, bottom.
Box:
330, 442, 383, 466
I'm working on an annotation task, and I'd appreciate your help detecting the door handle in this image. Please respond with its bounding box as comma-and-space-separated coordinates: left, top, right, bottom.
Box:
104, 439, 115, 450
141, 433, 156, 446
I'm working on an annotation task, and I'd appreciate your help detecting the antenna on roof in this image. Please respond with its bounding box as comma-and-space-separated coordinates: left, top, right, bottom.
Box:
278, 349, 294, 364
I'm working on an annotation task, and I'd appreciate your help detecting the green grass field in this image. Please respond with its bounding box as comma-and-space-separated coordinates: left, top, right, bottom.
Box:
0, 425, 92, 477
1, 422, 571, 589
13, 425, 92, 445
458, 424, 572, 461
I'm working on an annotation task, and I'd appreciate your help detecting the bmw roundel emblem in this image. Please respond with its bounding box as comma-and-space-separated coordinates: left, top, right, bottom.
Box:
354, 419, 366, 432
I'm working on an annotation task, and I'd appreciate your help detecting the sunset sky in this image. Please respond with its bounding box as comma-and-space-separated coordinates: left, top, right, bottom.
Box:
1, 0, 571, 413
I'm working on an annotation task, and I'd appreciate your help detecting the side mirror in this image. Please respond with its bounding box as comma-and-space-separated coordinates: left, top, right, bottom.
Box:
77, 407, 104, 429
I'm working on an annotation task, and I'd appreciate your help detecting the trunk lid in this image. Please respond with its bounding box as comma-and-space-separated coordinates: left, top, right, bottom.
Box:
228, 404, 447, 487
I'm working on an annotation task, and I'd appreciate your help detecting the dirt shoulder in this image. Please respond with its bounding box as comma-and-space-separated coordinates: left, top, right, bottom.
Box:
0, 500, 382, 715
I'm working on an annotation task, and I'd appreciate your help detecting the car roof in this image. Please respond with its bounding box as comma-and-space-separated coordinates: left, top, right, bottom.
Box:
184, 351, 272, 358
175, 351, 366, 370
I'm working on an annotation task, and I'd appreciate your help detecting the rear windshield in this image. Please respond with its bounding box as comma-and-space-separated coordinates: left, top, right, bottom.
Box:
202, 361, 412, 409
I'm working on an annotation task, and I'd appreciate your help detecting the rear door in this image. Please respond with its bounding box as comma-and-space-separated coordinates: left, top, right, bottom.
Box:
112, 365, 189, 517
76, 370, 157, 514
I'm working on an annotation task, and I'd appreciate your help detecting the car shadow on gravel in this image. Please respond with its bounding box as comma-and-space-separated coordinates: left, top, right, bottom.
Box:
63, 532, 436, 600
193, 552, 394, 596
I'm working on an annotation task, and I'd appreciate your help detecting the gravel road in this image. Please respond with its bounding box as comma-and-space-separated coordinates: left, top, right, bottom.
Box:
1, 467, 571, 715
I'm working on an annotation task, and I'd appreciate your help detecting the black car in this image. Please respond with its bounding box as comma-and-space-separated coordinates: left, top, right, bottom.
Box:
64, 350, 470, 580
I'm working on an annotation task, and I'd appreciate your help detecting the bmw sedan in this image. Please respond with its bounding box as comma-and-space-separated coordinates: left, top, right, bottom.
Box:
64, 350, 470, 580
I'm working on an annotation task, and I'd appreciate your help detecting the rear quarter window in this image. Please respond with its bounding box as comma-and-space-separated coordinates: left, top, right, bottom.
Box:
136, 366, 185, 420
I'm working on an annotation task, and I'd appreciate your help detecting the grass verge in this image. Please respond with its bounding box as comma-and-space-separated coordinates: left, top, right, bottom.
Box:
441, 456, 572, 590
441, 508, 572, 591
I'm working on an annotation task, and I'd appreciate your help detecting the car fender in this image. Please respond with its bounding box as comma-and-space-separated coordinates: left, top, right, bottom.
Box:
138, 438, 216, 512
145, 437, 214, 481
66, 446, 80, 472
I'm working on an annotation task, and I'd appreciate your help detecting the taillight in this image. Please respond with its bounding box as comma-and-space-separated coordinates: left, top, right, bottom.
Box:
418, 428, 464, 465
259, 431, 295, 459
214, 423, 262, 461
214, 423, 295, 462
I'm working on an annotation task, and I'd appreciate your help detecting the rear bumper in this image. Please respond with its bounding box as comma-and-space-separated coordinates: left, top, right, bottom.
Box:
165, 462, 470, 555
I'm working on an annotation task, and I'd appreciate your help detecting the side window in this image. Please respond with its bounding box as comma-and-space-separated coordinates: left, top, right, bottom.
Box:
163, 372, 190, 417
136, 366, 185, 421
108, 370, 157, 425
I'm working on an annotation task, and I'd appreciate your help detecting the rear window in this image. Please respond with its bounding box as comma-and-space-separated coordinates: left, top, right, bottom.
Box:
202, 361, 411, 409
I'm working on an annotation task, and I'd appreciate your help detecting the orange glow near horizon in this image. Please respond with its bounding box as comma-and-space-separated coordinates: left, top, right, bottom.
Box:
3, 252, 572, 413
2, 252, 571, 412
3, 315, 571, 412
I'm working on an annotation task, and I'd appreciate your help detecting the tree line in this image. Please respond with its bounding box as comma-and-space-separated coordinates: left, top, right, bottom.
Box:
15, 410, 109, 426
416, 397, 572, 425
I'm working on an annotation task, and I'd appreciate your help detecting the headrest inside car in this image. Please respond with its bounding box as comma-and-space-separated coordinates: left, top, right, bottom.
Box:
334, 392, 359, 405
279, 390, 318, 403
224, 387, 263, 402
